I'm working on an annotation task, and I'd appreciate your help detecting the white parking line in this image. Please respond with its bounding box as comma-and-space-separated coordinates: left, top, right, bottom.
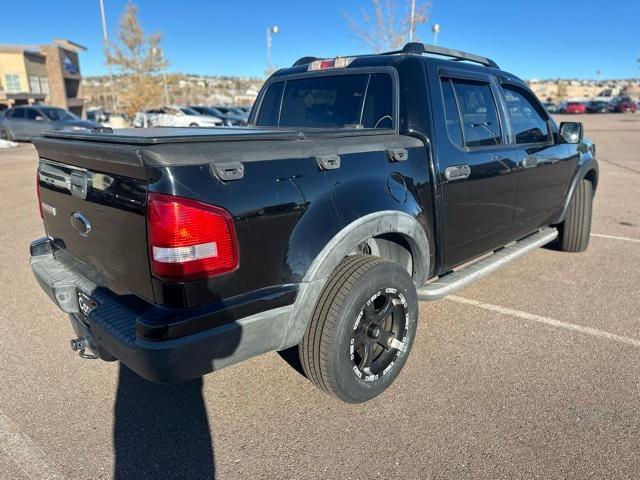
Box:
0, 410, 65, 479
591, 233, 640, 244
447, 295, 640, 348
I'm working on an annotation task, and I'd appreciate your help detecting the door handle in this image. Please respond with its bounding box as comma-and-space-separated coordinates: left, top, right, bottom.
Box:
387, 148, 408, 162
522, 156, 539, 168
444, 165, 471, 181
315, 154, 341, 170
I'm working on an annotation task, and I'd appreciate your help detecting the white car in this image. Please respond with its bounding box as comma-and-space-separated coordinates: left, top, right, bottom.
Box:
134, 106, 223, 128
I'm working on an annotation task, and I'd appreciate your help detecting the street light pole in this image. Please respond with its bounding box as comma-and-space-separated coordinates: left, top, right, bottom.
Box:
162, 70, 169, 106
151, 47, 169, 106
432, 23, 441, 46
99, 0, 117, 112
409, 0, 416, 42
266, 25, 279, 74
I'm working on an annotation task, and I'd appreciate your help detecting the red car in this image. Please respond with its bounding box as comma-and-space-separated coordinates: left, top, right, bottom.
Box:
562, 101, 587, 114
612, 97, 637, 113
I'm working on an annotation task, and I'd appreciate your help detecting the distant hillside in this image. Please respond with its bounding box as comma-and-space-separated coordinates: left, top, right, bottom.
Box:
81, 74, 265, 109
81, 73, 640, 110
527, 78, 640, 102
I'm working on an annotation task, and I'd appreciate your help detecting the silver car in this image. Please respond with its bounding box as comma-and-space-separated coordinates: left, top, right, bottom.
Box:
0, 106, 98, 141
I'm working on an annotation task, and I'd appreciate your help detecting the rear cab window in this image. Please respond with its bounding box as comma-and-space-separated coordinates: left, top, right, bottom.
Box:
255, 72, 394, 129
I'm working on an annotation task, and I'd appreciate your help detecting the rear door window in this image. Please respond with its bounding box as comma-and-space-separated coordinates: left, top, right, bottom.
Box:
441, 79, 463, 148
256, 72, 394, 129
450, 79, 502, 148
9, 108, 25, 119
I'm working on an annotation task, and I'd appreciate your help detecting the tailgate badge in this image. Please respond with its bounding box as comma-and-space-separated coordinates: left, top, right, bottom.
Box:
41, 202, 57, 216
71, 212, 92, 237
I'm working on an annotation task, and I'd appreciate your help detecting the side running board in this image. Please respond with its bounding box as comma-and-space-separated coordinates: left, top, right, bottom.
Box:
417, 227, 558, 301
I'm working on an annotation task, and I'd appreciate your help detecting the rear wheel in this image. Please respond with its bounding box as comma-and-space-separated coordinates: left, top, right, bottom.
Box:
189, 123, 199, 127
557, 179, 593, 252
299, 255, 418, 403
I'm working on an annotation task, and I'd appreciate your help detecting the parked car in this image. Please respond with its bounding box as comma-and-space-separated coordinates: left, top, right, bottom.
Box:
86, 108, 109, 124
227, 106, 250, 122
560, 101, 586, 114
543, 101, 558, 113
586, 100, 610, 113
189, 105, 247, 126
610, 97, 637, 113
235, 105, 252, 115
0, 106, 98, 141
30, 42, 597, 403
133, 106, 223, 128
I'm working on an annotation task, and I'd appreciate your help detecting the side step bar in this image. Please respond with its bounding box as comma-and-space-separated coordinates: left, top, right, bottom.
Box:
417, 227, 558, 301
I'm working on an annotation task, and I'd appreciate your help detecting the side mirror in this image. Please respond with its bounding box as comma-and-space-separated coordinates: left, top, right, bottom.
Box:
35, 115, 46, 122
559, 122, 583, 144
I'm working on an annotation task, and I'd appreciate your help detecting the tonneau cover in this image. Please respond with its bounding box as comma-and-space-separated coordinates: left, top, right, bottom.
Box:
35, 128, 423, 168
42, 126, 396, 145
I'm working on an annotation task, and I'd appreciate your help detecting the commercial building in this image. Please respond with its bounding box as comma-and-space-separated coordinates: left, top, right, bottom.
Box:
528, 78, 640, 103
0, 39, 86, 116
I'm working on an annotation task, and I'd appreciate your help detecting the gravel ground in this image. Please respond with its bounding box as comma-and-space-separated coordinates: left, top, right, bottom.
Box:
0, 114, 638, 479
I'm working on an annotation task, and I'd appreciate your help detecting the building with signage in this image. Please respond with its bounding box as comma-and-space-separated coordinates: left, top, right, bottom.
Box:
0, 39, 86, 116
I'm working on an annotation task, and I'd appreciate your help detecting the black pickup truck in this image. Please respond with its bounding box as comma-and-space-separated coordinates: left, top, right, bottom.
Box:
30, 43, 597, 403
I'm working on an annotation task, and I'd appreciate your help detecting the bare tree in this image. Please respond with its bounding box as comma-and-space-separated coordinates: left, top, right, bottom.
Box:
557, 82, 568, 100
344, 0, 431, 53
106, 2, 168, 116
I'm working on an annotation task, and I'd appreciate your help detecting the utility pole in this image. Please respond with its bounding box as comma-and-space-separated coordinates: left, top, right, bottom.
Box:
432, 23, 440, 46
152, 47, 169, 106
266, 25, 279, 74
98, 0, 117, 112
408, 0, 416, 42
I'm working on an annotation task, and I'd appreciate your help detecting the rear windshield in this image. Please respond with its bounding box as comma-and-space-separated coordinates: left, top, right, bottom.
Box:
255, 73, 394, 129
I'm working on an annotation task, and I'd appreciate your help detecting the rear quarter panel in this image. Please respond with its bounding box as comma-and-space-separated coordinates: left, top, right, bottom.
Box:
145, 135, 434, 306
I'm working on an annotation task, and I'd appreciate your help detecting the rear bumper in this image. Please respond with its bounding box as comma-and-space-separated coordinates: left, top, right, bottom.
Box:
30, 237, 294, 383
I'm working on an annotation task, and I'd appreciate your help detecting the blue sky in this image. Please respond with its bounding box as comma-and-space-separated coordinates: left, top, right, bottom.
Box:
1, 0, 638, 80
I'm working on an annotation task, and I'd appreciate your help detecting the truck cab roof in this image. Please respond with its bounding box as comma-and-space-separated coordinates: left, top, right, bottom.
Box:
272, 42, 523, 85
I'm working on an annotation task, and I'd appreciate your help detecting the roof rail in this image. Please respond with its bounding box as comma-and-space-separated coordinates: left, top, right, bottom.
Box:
292, 56, 321, 67
393, 42, 499, 69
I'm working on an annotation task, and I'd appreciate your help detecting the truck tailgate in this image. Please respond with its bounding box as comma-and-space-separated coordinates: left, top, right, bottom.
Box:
34, 138, 153, 301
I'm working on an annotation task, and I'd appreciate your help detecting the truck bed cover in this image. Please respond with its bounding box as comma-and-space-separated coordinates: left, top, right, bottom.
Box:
34, 128, 422, 168
42, 126, 397, 145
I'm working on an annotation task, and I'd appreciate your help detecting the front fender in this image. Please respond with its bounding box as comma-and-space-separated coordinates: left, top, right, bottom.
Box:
555, 140, 598, 224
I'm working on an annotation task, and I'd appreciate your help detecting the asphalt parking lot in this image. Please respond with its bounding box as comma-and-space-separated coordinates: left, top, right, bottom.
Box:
0, 114, 638, 479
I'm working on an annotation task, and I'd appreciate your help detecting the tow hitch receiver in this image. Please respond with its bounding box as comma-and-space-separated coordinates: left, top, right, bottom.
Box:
70, 337, 99, 359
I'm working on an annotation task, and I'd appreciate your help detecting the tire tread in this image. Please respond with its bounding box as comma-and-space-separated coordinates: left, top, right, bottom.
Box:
300, 255, 385, 397
558, 179, 593, 252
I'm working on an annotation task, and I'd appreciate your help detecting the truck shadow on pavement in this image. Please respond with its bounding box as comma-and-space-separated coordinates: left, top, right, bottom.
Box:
113, 364, 216, 479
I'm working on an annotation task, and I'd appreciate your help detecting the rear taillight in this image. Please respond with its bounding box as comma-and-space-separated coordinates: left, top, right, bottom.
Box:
36, 167, 43, 219
147, 193, 238, 281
